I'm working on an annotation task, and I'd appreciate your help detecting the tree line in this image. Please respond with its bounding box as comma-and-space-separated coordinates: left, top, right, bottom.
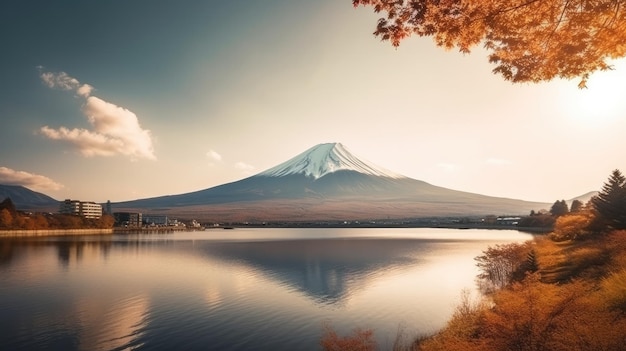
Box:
0, 198, 114, 230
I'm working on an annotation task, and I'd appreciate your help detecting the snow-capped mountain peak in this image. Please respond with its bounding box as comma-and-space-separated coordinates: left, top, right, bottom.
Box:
258, 143, 406, 179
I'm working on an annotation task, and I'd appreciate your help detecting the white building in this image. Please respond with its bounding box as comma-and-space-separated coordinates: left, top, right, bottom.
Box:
59, 199, 102, 219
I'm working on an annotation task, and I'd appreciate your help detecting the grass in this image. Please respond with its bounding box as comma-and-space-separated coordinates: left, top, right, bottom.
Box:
323, 229, 626, 350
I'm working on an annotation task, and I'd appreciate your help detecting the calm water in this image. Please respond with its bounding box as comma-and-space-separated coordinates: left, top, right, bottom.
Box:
0, 228, 532, 351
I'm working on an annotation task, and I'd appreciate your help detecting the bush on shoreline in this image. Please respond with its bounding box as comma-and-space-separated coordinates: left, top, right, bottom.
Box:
323, 170, 626, 351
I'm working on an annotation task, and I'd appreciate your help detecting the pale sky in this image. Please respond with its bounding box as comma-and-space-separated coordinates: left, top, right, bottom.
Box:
1, 0, 625, 204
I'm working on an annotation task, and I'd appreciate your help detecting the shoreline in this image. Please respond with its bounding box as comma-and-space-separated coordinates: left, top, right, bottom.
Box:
0, 224, 550, 238
0, 228, 114, 238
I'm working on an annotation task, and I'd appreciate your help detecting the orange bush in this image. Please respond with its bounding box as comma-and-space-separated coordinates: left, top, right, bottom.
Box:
320, 324, 377, 351
550, 212, 594, 241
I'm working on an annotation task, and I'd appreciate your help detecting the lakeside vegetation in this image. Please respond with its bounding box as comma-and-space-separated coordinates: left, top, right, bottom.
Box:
322, 170, 626, 351
0, 198, 114, 230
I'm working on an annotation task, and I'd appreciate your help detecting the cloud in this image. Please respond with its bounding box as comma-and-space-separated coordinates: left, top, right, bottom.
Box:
235, 162, 255, 175
40, 71, 80, 91
76, 84, 94, 97
206, 150, 222, 162
38, 70, 156, 160
0, 166, 64, 191
40, 126, 125, 157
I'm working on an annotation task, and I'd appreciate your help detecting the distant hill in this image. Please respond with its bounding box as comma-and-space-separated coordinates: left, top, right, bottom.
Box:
0, 184, 59, 211
567, 191, 598, 205
113, 143, 550, 222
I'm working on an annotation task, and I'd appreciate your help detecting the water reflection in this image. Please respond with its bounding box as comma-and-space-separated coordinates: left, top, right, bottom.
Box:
73, 293, 149, 350
197, 239, 434, 305
0, 239, 147, 351
0, 229, 532, 351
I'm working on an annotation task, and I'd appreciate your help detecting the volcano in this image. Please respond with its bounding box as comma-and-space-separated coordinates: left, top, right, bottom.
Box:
114, 143, 547, 222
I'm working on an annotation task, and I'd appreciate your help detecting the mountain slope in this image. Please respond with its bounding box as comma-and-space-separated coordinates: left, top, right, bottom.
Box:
0, 184, 59, 211
113, 143, 550, 221
259, 143, 404, 179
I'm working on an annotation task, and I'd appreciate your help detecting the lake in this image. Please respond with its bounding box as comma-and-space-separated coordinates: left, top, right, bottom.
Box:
0, 228, 533, 350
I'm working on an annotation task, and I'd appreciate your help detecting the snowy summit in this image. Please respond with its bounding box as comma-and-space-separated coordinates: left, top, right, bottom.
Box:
258, 143, 406, 179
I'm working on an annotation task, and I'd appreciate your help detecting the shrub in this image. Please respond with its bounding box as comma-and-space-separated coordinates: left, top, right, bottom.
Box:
601, 269, 626, 313
475, 242, 534, 293
320, 323, 377, 351
550, 212, 594, 241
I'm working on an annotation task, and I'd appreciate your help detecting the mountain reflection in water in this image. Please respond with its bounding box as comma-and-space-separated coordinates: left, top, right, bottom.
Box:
0, 228, 532, 351
198, 239, 431, 305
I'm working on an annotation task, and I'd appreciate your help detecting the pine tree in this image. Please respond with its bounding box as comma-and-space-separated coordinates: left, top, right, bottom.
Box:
592, 169, 626, 230
570, 199, 584, 213
550, 200, 569, 217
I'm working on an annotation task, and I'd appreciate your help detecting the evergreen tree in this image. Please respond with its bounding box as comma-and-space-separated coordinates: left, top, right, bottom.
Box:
570, 199, 584, 213
592, 169, 626, 230
550, 200, 569, 217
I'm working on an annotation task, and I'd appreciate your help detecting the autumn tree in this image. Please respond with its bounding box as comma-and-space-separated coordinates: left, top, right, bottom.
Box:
31, 214, 49, 229
97, 214, 115, 229
550, 211, 594, 241
352, 0, 626, 86
0, 198, 18, 217
0, 208, 13, 228
592, 169, 626, 230
475, 242, 534, 293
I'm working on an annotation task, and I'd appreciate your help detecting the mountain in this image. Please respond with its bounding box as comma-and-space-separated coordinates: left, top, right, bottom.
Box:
0, 184, 59, 211
113, 143, 550, 222
258, 142, 404, 179
568, 191, 598, 205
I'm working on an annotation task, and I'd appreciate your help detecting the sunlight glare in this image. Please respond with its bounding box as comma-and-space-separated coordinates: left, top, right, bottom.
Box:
560, 60, 626, 125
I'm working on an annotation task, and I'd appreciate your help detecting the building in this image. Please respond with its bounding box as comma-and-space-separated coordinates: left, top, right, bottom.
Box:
59, 199, 102, 219
113, 212, 142, 228
143, 214, 168, 226
59, 199, 80, 216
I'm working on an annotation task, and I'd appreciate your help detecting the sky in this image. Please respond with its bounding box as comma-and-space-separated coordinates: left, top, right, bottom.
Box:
1, 0, 625, 205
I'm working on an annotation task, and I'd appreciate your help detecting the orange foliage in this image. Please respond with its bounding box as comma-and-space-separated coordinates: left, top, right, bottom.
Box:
416, 274, 626, 351
0, 208, 13, 228
0, 212, 115, 230
475, 242, 533, 293
320, 324, 377, 351
323, 227, 626, 351
550, 211, 594, 241
353, 0, 626, 86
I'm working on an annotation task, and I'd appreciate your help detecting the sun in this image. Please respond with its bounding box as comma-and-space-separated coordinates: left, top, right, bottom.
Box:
560, 60, 626, 124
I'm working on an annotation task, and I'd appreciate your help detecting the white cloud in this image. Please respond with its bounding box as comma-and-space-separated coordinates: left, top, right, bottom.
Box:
76, 84, 94, 97
235, 162, 255, 175
40, 71, 80, 91
206, 150, 222, 162
0, 166, 64, 191
40, 126, 125, 157
38, 71, 156, 160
